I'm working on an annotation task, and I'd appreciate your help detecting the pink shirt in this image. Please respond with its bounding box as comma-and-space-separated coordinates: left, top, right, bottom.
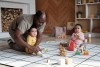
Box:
71, 32, 85, 46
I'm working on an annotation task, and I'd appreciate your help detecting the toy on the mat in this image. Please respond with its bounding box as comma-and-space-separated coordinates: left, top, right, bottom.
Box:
56, 33, 67, 39
46, 58, 50, 64
42, 48, 48, 53
37, 51, 43, 57
83, 50, 89, 55
59, 44, 67, 56
66, 40, 75, 51
75, 51, 80, 55
59, 44, 63, 49
60, 47, 67, 56
60, 42, 68, 47
75, 49, 81, 55
79, 45, 84, 54
45, 49, 48, 52
65, 58, 72, 64
82, 39, 89, 55
58, 58, 65, 65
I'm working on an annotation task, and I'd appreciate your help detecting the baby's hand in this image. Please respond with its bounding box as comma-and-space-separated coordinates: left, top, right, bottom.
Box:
75, 34, 79, 39
76, 46, 78, 49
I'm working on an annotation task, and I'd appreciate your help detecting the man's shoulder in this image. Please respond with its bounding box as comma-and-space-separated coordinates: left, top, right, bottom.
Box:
19, 14, 34, 23
20, 14, 33, 18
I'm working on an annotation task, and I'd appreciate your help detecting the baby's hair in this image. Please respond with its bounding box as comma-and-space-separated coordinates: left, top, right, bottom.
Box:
75, 24, 83, 29
28, 26, 37, 33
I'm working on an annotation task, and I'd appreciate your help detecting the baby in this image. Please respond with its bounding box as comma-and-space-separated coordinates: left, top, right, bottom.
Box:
26, 27, 42, 56
71, 24, 85, 53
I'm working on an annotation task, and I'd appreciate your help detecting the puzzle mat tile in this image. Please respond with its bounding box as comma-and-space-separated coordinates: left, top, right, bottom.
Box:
81, 59, 100, 67
35, 59, 78, 67
71, 57, 86, 64
45, 50, 59, 55
76, 64, 95, 67
9, 54, 32, 60
7, 60, 31, 67
89, 56, 100, 61
87, 51, 98, 56
24, 63, 46, 67
0, 41, 100, 67
96, 53, 100, 57
0, 51, 8, 55
0, 52, 18, 58
0, 58, 16, 64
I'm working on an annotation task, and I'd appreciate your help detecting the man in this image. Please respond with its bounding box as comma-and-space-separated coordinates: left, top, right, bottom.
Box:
8, 10, 46, 53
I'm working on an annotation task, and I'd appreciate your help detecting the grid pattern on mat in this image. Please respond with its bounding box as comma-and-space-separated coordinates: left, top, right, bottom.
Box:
0, 40, 100, 67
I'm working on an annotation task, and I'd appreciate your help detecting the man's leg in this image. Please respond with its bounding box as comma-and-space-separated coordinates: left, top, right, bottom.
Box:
8, 39, 25, 52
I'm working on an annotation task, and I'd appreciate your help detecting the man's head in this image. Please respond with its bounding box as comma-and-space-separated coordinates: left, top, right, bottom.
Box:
35, 10, 46, 23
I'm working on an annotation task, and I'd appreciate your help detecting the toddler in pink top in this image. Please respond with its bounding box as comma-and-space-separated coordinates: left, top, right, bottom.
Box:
71, 24, 85, 53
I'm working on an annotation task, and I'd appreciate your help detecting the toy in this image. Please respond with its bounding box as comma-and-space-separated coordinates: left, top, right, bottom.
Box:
79, 45, 84, 54
66, 40, 75, 51
60, 47, 67, 56
59, 44, 67, 56
42, 48, 48, 53
59, 44, 63, 49
65, 58, 72, 64
83, 50, 89, 55
75, 49, 81, 55
58, 58, 65, 65
56, 33, 67, 39
37, 51, 43, 57
81, 38, 89, 55
46, 58, 50, 64
60, 42, 68, 47
75, 51, 80, 55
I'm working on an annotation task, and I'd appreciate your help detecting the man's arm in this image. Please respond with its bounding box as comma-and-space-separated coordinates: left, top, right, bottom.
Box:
35, 31, 42, 46
35, 22, 46, 46
14, 28, 35, 51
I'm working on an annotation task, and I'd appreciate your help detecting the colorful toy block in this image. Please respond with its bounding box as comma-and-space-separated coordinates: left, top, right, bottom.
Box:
83, 50, 89, 55
66, 40, 75, 51
59, 44, 67, 56
65, 58, 72, 64
75, 51, 80, 55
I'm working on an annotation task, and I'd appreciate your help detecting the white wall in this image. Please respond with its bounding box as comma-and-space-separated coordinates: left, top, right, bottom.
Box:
0, 0, 36, 38
0, 0, 36, 14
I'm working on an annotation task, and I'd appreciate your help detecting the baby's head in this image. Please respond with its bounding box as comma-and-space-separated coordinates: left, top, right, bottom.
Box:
74, 24, 82, 33
28, 27, 37, 37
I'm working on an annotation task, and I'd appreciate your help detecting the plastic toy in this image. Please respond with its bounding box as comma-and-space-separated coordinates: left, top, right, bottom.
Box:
65, 58, 72, 64
43, 48, 48, 52
75, 49, 81, 55
56, 33, 67, 39
83, 50, 89, 55
59, 44, 67, 56
46, 58, 50, 64
75, 51, 80, 55
60, 42, 68, 47
58, 58, 65, 65
66, 40, 75, 51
